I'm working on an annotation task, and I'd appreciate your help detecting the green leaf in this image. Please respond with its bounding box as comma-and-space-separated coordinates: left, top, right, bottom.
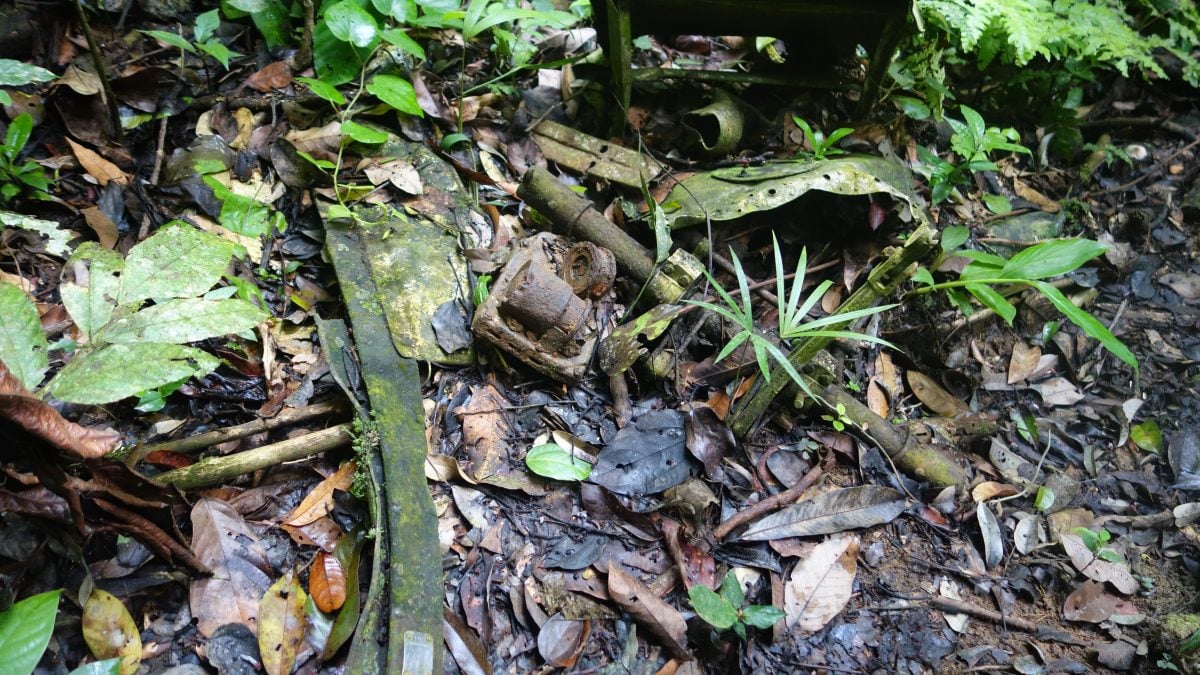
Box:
203, 176, 283, 237
0, 281, 49, 390
718, 569, 743, 609
1033, 485, 1055, 512
982, 193, 1012, 214
912, 267, 935, 286
5, 113, 32, 156
373, 0, 416, 22
67, 658, 122, 675
118, 223, 236, 306
49, 343, 219, 405
688, 585, 737, 630
1130, 420, 1162, 454
227, 0, 268, 10
0, 590, 61, 675
325, 0, 379, 48
940, 225, 970, 252
195, 9, 220, 43
0, 59, 57, 87
96, 298, 267, 344
313, 20, 365, 85
1030, 280, 1137, 369
341, 120, 389, 144
894, 95, 930, 120
380, 28, 426, 60
366, 75, 423, 116
525, 443, 592, 481
296, 76, 346, 105
440, 132, 470, 150
965, 282, 1016, 323
246, 0, 290, 49
59, 244, 123, 340
141, 30, 197, 53
1001, 239, 1107, 280
0, 210, 72, 256
0, 91, 11, 106
197, 40, 238, 69
740, 604, 785, 629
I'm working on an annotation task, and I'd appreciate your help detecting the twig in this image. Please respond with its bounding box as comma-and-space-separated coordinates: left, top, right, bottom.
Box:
1078, 117, 1200, 141
153, 423, 354, 490
133, 399, 349, 459
712, 464, 823, 540
92, 498, 210, 573
1084, 136, 1200, 198
71, 0, 122, 141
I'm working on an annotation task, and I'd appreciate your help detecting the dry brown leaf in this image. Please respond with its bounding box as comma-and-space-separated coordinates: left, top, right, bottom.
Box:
1032, 377, 1085, 407
454, 384, 511, 482
1007, 342, 1042, 384
283, 461, 356, 527
66, 138, 128, 186
81, 206, 119, 249
873, 351, 902, 398
1060, 534, 1138, 594
906, 370, 969, 417
1062, 580, 1118, 622
607, 566, 690, 661
1012, 177, 1060, 213
784, 535, 859, 632
866, 379, 889, 419
245, 61, 293, 92
971, 481, 1019, 502
0, 363, 120, 458
189, 498, 272, 636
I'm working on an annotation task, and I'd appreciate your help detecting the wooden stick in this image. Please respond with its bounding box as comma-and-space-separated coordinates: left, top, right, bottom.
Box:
135, 399, 349, 458
154, 423, 353, 490
712, 464, 823, 540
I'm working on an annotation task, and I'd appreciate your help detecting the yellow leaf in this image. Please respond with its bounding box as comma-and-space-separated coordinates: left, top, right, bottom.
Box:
82, 588, 141, 675
258, 571, 307, 675
66, 138, 128, 186
283, 461, 356, 527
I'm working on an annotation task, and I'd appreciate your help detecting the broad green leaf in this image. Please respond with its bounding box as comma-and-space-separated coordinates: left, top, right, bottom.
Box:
380, 28, 426, 60
373, 0, 416, 22
1031, 280, 1137, 369
197, 40, 238, 69
894, 95, 930, 120
718, 569, 743, 609
965, 282, 1016, 323
366, 75, 423, 116
981, 193, 1012, 214
940, 225, 970, 252
68, 658, 121, 675
462, 5, 574, 41
0, 590, 61, 675
341, 120, 389, 144
0, 281, 48, 390
687, 585, 737, 630
1033, 485, 1055, 512
740, 604, 785, 629
525, 443, 592, 481
5, 113, 32, 156
1130, 420, 1162, 454
313, 20, 364, 85
0, 210, 71, 256
49, 343, 219, 405
96, 298, 266, 344
118, 223, 235, 306
295, 76, 346, 105
960, 105, 986, 143
1001, 239, 1107, 281
227, 0, 268, 10
141, 30, 196, 53
203, 176, 284, 237
194, 9, 220, 43
0, 59, 57, 87
325, 0, 379, 48
247, 0, 290, 49
0, 91, 10, 106
59, 244, 123, 340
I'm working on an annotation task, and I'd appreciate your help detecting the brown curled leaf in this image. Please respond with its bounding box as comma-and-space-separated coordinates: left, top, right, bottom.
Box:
0, 363, 121, 458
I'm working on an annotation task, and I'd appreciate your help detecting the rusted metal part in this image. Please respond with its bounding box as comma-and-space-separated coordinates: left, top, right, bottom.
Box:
532, 120, 664, 189
473, 232, 616, 382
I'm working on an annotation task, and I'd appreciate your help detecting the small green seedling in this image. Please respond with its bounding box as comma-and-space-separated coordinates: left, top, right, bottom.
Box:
0, 113, 52, 204
821, 402, 853, 432
916, 105, 1029, 204
142, 9, 240, 69
1071, 527, 1122, 563
793, 117, 853, 160
688, 569, 784, 639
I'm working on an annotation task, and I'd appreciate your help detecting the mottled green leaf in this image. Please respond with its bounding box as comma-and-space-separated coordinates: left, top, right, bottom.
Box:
740, 605, 785, 629
525, 443, 591, 481
59, 244, 123, 340
688, 585, 737, 630
0, 281, 48, 389
1131, 420, 1162, 453
0, 210, 72, 256
0, 59, 57, 87
49, 343, 219, 404
117, 223, 235, 305
97, 298, 266, 344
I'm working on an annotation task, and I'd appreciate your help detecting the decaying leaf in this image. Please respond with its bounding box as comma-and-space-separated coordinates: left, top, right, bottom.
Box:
309, 551, 347, 613
283, 461, 356, 528
189, 498, 272, 636
1060, 534, 1138, 594
684, 405, 734, 479
590, 410, 691, 496
1007, 342, 1042, 384
607, 566, 690, 661
784, 535, 859, 632
1031, 377, 1084, 407
82, 589, 141, 675
444, 605, 492, 675
454, 384, 511, 482
0, 363, 121, 458
66, 138, 129, 186
1062, 580, 1118, 623
972, 481, 1019, 503
537, 614, 590, 668
906, 370, 970, 417
737, 486, 906, 541
258, 570, 307, 675
976, 501, 1004, 569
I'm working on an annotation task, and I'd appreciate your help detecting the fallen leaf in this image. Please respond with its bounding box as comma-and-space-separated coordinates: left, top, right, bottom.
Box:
590, 410, 691, 496
907, 370, 969, 416
283, 461, 356, 527
258, 570, 307, 675
82, 589, 141, 675
454, 384, 512, 482
309, 551, 347, 613
976, 501, 1004, 569
1007, 342, 1042, 384
81, 206, 119, 249
866, 379, 889, 419
189, 498, 272, 636
736, 486, 906, 541
1031, 377, 1084, 407
444, 606, 492, 675
784, 535, 859, 632
66, 138, 128, 186
971, 481, 1019, 502
684, 405, 733, 479
1159, 272, 1200, 300
537, 614, 590, 668
0, 363, 120, 458
1012, 513, 1043, 555
361, 157, 423, 195
607, 566, 690, 661
245, 61, 293, 92
1060, 534, 1138, 594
